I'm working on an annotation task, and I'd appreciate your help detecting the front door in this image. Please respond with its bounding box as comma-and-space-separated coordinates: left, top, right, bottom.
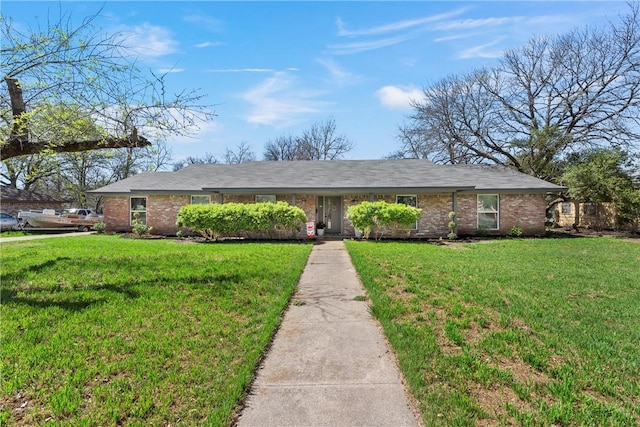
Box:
318, 196, 342, 234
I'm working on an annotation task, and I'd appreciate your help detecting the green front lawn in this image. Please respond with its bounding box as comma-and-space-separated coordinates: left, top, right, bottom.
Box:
1, 236, 312, 425
346, 237, 640, 426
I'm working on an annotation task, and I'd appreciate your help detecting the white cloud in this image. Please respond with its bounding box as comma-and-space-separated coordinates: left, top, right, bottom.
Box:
207, 68, 276, 73
242, 72, 328, 127
376, 85, 423, 110
328, 33, 417, 55
433, 16, 524, 31
194, 41, 223, 48
336, 8, 469, 37
434, 33, 478, 43
317, 57, 359, 86
117, 24, 178, 59
330, 9, 469, 55
182, 14, 223, 31
167, 114, 221, 145
458, 39, 505, 59
157, 68, 185, 74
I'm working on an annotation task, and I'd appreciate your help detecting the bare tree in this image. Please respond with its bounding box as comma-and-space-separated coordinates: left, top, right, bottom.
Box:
297, 118, 354, 160
263, 135, 301, 161
222, 141, 256, 164
264, 119, 354, 161
385, 122, 474, 163
398, 4, 640, 180
172, 152, 219, 171
0, 8, 214, 160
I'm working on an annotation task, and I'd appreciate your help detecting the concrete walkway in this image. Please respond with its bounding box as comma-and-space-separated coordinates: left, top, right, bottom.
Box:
237, 240, 421, 427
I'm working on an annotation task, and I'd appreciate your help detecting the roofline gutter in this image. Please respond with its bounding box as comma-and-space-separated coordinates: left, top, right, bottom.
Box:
89, 185, 566, 196
89, 186, 477, 196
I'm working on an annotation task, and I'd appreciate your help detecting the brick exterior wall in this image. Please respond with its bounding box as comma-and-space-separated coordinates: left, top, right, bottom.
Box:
457, 193, 546, 236
104, 196, 131, 233
102, 191, 547, 237
148, 195, 190, 235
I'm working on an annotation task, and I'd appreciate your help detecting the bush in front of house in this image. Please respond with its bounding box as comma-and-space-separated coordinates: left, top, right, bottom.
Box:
132, 212, 153, 236
176, 202, 307, 240
347, 201, 421, 240
249, 201, 307, 238
93, 221, 106, 234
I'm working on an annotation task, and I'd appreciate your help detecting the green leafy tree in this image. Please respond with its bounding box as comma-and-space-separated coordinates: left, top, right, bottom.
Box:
561, 148, 640, 229
1, 8, 213, 160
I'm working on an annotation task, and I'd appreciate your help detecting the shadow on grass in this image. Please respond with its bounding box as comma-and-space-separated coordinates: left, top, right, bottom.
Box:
1, 282, 140, 312
1, 256, 73, 283
4, 295, 106, 311
1, 272, 245, 312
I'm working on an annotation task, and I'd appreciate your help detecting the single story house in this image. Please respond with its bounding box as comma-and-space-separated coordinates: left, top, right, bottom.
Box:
89, 159, 566, 238
551, 200, 638, 230
0, 185, 70, 218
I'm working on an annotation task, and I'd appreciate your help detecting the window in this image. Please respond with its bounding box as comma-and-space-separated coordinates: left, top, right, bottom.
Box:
584, 202, 597, 216
477, 194, 499, 230
255, 195, 277, 204
396, 195, 418, 230
191, 195, 211, 204
561, 202, 572, 214
130, 197, 147, 225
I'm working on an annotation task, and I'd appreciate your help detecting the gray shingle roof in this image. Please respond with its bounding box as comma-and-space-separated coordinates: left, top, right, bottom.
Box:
1, 185, 69, 202
90, 159, 565, 194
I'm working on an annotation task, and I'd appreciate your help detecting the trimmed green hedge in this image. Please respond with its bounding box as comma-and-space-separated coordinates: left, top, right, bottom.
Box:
346, 201, 421, 240
176, 202, 308, 240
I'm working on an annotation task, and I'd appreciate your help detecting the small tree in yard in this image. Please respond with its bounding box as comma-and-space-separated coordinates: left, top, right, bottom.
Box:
1, 9, 213, 160
447, 211, 457, 240
131, 212, 152, 236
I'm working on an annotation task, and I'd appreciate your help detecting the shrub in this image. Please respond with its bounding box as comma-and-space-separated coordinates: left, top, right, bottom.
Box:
93, 221, 106, 234
131, 212, 153, 236
176, 202, 307, 240
347, 201, 421, 240
509, 224, 524, 238
447, 211, 457, 240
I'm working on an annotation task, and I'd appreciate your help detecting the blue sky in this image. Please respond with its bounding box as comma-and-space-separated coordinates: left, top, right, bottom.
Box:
4, 1, 633, 162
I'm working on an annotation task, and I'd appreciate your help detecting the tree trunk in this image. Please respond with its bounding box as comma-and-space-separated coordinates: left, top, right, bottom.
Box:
2, 77, 151, 160
5, 77, 29, 143
1, 134, 151, 161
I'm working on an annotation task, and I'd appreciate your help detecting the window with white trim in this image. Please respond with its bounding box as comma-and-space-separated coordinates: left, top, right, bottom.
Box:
561, 202, 572, 214
477, 194, 499, 230
396, 195, 418, 230
255, 195, 276, 203
191, 195, 211, 204
130, 197, 147, 225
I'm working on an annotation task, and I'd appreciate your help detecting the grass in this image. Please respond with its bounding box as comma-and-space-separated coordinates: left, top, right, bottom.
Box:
345, 237, 640, 426
1, 235, 312, 426
0, 230, 32, 238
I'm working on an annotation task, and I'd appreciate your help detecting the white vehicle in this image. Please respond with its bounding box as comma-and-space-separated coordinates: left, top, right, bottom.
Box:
18, 208, 103, 231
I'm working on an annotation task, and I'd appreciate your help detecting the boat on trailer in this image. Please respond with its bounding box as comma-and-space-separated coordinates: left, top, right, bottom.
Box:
18, 208, 104, 231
